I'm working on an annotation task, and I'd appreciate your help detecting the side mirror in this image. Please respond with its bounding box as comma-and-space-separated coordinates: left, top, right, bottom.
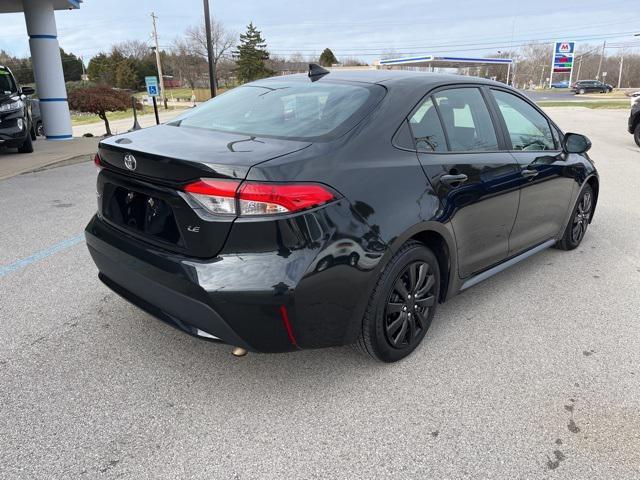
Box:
562, 132, 591, 154
21, 86, 35, 96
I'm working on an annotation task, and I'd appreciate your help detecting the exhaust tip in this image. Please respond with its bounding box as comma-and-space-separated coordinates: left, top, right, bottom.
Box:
231, 346, 248, 357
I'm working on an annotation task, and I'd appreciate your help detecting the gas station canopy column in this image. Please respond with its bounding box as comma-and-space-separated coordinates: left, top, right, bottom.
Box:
0, 0, 82, 140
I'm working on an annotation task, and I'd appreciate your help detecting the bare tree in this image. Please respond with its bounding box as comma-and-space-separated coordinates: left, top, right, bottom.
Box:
183, 18, 236, 84
111, 40, 152, 61
170, 38, 208, 89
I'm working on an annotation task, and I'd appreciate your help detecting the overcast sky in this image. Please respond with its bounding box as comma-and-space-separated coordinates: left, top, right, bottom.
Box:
1, 0, 638, 61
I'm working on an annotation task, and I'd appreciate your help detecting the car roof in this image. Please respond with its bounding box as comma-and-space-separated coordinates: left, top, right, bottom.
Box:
255, 69, 505, 89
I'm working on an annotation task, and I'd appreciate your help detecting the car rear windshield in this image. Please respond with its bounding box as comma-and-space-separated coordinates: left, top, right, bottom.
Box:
0, 69, 17, 95
170, 81, 383, 140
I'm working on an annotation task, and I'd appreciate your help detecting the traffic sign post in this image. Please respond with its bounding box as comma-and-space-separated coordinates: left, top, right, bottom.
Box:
549, 41, 576, 88
145, 76, 160, 125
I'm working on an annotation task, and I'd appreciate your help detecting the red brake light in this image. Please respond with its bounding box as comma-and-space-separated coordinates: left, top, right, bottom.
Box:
238, 182, 336, 215
182, 179, 336, 216
94, 153, 102, 169
184, 178, 240, 196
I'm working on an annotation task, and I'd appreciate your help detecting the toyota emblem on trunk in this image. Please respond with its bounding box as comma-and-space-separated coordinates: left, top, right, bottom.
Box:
124, 153, 137, 171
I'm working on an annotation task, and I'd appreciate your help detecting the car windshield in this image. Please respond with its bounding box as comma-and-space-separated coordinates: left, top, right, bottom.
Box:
0, 69, 17, 95
170, 81, 378, 140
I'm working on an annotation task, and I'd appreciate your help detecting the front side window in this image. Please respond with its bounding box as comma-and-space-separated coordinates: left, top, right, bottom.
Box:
432, 88, 499, 152
0, 69, 17, 95
408, 97, 447, 152
492, 90, 555, 151
170, 81, 381, 140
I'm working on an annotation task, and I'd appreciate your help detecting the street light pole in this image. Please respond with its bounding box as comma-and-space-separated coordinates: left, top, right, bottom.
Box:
203, 0, 217, 98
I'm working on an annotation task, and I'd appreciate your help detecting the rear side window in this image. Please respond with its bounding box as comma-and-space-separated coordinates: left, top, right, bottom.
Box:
409, 97, 447, 152
433, 88, 499, 152
492, 90, 555, 151
170, 81, 382, 140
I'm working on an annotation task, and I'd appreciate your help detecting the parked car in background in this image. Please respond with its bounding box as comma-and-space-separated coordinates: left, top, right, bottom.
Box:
31, 99, 44, 137
571, 80, 613, 94
0, 65, 36, 153
550, 80, 570, 89
86, 68, 599, 362
629, 101, 640, 147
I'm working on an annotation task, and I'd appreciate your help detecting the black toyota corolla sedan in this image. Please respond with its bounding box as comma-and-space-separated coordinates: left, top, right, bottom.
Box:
86, 67, 598, 362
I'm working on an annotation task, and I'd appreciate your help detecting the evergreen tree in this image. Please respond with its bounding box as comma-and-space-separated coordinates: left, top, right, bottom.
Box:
234, 22, 272, 83
319, 48, 338, 67
60, 48, 84, 81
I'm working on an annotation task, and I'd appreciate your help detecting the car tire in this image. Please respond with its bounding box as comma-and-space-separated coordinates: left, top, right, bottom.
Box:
578, 88, 585, 94
556, 184, 594, 251
356, 241, 440, 362
36, 121, 44, 137
634, 123, 640, 147
17, 132, 34, 153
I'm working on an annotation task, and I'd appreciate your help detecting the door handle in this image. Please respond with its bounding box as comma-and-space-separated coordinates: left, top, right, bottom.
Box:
440, 173, 468, 186
521, 168, 539, 178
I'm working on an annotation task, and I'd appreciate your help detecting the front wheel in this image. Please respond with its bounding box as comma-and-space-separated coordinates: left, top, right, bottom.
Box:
556, 184, 593, 250
634, 123, 640, 147
356, 241, 440, 362
17, 132, 33, 153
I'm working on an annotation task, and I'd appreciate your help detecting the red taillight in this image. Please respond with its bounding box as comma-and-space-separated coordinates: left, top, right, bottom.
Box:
182, 179, 336, 216
184, 178, 240, 196
184, 179, 240, 216
238, 182, 336, 215
94, 153, 102, 169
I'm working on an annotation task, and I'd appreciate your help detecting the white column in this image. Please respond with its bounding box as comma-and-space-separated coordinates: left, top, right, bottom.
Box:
23, 0, 73, 140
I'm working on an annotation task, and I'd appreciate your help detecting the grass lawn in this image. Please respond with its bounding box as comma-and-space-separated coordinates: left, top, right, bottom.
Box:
537, 100, 630, 109
71, 106, 183, 126
133, 87, 230, 102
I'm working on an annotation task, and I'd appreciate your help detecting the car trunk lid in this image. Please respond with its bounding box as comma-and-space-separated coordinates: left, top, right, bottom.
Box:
96, 125, 311, 258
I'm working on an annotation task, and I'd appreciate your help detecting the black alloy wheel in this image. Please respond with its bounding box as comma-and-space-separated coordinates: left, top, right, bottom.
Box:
385, 261, 436, 348
556, 184, 594, 250
356, 241, 440, 362
571, 189, 592, 244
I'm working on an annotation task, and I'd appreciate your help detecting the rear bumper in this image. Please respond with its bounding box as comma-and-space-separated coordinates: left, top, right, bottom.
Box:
85, 203, 385, 353
85, 215, 295, 352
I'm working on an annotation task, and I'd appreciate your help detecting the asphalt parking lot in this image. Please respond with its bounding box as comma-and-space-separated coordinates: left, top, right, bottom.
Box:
1, 108, 639, 479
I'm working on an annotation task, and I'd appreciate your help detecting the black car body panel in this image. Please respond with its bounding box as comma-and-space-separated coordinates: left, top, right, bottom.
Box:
629, 102, 640, 134
86, 70, 599, 353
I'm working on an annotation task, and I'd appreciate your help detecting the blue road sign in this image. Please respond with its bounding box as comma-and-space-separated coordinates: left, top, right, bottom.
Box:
145, 76, 159, 97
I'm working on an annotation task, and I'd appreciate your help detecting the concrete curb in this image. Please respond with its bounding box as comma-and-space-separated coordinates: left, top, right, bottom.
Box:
0, 153, 93, 181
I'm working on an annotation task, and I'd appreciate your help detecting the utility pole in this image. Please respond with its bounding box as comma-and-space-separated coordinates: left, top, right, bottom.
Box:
539, 64, 546, 88
203, 0, 217, 98
151, 12, 167, 109
576, 55, 582, 82
617, 52, 624, 89
596, 40, 606, 80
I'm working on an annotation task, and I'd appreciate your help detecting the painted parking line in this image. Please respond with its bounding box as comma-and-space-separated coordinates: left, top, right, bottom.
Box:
0, 234, 85, 278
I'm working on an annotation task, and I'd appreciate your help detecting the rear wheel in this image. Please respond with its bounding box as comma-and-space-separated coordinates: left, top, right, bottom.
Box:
556, 184, 593, 250
634, 123, 640, 147
356, 241, 440, 362
578, 88, 585, 94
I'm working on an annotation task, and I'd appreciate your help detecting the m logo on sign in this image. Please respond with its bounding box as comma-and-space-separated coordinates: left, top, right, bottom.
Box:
559, 43, 571, 53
